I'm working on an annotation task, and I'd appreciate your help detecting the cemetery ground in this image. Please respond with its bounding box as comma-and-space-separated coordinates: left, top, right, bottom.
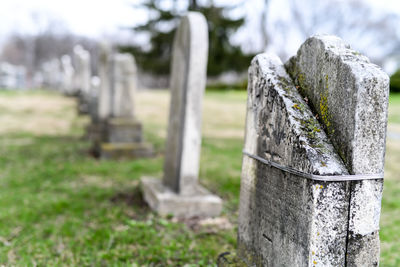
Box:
0, 89, 398, 266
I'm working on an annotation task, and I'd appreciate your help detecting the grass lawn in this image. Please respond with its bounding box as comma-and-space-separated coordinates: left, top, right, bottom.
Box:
0, 89, 398, 266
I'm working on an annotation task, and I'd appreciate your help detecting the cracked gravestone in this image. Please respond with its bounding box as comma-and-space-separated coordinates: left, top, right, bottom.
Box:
237, 35, 389, 266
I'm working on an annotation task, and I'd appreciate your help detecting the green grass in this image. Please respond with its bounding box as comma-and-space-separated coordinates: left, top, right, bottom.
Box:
0, 132, 238, 266
0, 90, 239, 266
389, 93, 400, 124
0, 89, 399, 266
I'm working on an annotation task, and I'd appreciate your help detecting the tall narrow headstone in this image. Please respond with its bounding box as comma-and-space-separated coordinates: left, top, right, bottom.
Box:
86, 43, 112, 147
98, 42, 113, 121
73, 45, 92, 114
141, 12, 222, 218
237, 35, 389, 266
42, 59, 61, 89
61, 55, 75, 95
88, 76, 101, 123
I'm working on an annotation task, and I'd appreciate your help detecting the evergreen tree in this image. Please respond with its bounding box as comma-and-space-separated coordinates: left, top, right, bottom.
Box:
120, 0, 254, 76
390, 69, 400, 93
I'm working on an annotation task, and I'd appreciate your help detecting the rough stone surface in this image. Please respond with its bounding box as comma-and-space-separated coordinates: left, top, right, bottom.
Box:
238, 53, 351, 266
163, 12, 209, 194
285, 35, 389, 265
141, 12, 222, 219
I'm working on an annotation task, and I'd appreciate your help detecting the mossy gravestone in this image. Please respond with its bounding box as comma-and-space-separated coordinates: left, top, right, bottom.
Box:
141, 12, 222, 218
238, 35, 389, 266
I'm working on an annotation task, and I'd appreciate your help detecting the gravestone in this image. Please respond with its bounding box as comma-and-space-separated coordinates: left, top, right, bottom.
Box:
0, 62, 26, 89
98, 42, 113, 121
99, 53, 153, 159
73, 45, 91, 113
285, 35, 389, 266
141, 12, 222, 218
88, 76, 100, 123
50, 58, 62, 90
14, 66, 26, 89
237, 35, 389, 266
61, 55, 75, 95
41, 59, 61, 90
86, 43, 112, 145
110, 53, 136, 119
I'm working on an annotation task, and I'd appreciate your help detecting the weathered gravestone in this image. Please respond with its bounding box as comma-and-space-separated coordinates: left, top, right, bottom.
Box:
141, 12, 222, 218
61, 55, 75, 95
237, 35, 389, 266
86, 43, 112, 144
42, 59, 61, 90
88, 76, 100, 123
99, 53, 153, 159
98, 42, 113, 121
73, 45, 92, 113
0, 62, 26, 89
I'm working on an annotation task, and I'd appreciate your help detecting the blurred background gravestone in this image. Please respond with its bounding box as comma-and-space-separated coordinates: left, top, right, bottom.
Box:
73, 45, 91, 114
99, 53, 154, 159
85, 42, 113, 146
0, 62, 26, 89
60, 54, 75, 95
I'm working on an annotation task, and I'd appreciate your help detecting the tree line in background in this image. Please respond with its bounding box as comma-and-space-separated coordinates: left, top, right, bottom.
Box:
1, 32, 99, 76
2, 0, 400, 92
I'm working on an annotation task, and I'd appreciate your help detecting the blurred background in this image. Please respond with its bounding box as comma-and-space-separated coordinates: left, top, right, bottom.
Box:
1, 0, 400, 90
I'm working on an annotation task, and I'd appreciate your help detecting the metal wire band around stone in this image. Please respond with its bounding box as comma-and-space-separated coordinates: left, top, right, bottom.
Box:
242, 151, 384, 182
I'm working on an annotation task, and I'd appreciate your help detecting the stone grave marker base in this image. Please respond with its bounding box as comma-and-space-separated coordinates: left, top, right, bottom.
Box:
106, 118, 142, 143
100, 142, 154, 159
140, 176, 222, 218
87, 118, 153, 160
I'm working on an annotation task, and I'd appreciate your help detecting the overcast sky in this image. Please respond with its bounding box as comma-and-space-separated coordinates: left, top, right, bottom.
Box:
0, 0, 398, 38
0, 0, 398, 35
0, 0, 399, 70
0, 0, 142, 38
0, 0, 254, 37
